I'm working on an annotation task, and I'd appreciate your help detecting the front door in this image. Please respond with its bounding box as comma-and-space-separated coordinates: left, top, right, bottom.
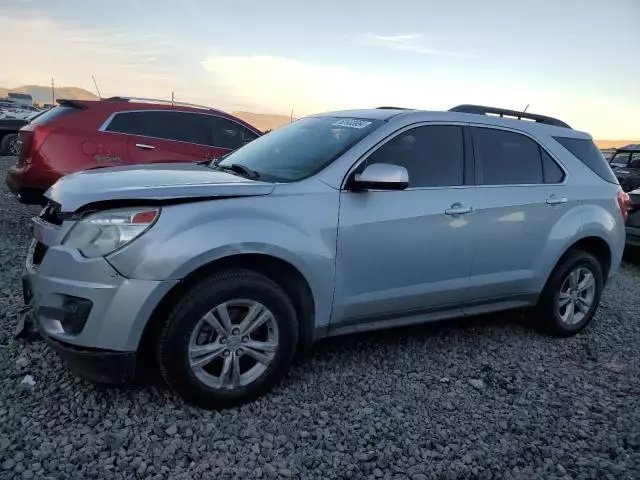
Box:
332, 124, 478, 328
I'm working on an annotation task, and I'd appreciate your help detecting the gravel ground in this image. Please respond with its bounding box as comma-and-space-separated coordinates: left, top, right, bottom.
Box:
0, 155, 639, 480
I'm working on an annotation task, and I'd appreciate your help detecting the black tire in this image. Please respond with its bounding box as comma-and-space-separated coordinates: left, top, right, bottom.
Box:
0, 134, 19, 156
157, 268, 299, 409
533, 249, 604, 337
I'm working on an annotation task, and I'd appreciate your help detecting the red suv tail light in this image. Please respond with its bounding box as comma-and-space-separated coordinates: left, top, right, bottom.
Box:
617, 190, 630, 222
17, 125, 51, 166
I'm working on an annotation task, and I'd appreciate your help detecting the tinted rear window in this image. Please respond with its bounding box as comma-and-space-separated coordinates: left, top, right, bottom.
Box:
473, 127, 543, 185
29, 105, 78, 125
553, 136, 618, 184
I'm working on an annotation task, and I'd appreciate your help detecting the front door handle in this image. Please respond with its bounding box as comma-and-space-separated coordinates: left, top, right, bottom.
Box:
135, 143, 155, 150
445, 204, 473, 215
546, 195, 568, 205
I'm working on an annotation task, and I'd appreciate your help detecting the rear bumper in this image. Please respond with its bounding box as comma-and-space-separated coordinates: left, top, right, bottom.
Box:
6, 165, 46, 205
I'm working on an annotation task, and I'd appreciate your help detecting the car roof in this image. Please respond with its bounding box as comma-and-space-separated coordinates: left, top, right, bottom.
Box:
310, 106, 589, 139
57, 98, 262, 134
615, 144, 640, 152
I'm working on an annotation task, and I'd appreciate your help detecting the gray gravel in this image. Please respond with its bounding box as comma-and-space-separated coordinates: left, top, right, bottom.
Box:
1, 155, 639, 479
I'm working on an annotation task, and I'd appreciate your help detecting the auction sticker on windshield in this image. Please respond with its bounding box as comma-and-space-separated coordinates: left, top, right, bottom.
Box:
332, 119, 372, 129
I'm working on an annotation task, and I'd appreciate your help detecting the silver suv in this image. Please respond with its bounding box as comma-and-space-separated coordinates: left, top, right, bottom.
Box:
22, 104, 629, 408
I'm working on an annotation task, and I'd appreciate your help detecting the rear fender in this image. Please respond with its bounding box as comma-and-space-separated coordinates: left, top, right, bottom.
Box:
534, 204, 620, 292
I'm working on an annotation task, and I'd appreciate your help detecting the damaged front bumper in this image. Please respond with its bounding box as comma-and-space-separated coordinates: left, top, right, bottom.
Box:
22, 272, 138, 385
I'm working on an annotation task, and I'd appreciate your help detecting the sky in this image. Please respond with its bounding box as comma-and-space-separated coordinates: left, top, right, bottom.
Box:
1, 0, 639, 139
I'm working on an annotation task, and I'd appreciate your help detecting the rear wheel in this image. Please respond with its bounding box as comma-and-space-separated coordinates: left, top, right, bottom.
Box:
0, 134, 20, 156
534, 249, 603, 337
157, 269, 298, 409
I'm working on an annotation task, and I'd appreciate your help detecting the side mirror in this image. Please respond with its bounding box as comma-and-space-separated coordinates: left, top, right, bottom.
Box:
349, 163, 409, 191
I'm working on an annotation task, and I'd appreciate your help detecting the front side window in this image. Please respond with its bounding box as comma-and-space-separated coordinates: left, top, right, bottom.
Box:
209, 116, 259, 150
473, 127, 544, 185
363, 125, 464, 188
214, 116, 383, 182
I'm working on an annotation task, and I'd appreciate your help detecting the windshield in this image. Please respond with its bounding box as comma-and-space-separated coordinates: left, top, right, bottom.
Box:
215, 116, 383, 182
610, 152, 630, 168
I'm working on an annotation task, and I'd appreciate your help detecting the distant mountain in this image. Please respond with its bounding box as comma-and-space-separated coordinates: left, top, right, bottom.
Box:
1, 84, 636, 140
595, 140, 640, 149
0, 85, 98, 104
231, 111, 297, 132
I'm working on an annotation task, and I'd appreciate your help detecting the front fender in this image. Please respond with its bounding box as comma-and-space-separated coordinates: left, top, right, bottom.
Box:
107, 193, 340, 329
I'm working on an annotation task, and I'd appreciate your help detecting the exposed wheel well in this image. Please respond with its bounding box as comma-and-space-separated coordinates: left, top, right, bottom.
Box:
563, 236, 612, 280
137, 254, 316, 372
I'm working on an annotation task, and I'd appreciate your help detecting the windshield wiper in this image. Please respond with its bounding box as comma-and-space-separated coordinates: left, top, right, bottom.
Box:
213, 163, 260, 180
196, 153, 230, 166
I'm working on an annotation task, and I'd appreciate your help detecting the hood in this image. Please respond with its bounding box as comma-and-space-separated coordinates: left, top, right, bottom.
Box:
45, 162, 275, 212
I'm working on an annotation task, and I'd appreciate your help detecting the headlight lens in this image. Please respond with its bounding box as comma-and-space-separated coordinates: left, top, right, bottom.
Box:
63, 207, 160, 258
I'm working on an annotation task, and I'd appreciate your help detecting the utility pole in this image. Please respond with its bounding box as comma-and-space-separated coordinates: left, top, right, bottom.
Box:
290, 109, 294, 123
171, 91, 174, 106
51, 76, 55, 104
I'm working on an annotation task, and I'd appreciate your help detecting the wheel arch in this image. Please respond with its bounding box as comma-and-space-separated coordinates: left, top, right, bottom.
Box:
544, 235, 613, 290
137, 253, 317, 372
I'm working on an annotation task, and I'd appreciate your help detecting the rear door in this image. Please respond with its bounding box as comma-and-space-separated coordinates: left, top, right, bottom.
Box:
465, 125, 567, 310
102, 110, 214, 165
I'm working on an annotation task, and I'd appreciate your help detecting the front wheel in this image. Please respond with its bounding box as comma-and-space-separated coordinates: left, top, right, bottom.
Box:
157, 269, 299, 409
534, 249, 604, 337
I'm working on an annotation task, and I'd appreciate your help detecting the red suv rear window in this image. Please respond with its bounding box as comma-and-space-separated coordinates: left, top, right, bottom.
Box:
29, 105, 78, 125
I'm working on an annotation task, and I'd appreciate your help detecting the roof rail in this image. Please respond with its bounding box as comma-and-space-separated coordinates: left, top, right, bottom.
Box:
448, 104, 571, 129
376, 106, 413, 110
104, 96, 226, 114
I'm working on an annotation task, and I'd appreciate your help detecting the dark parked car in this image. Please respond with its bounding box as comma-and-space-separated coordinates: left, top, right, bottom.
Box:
6, 96, 262, 205
608, 144, 640, 192
0, 116, 32, 156
625, 188, 640, 247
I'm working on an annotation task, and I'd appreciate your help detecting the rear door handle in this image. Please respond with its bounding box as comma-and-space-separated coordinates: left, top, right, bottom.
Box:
546, 195, 568, 205
135, 143, 155, 150
445, 204, 473, 215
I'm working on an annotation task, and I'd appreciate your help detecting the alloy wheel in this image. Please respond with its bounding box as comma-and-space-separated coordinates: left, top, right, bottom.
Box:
557, 266, 596, 326
188, 299, 279, 390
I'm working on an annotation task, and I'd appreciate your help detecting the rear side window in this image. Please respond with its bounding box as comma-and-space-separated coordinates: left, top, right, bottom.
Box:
541, 149, 565, 183
629, 153, 640, 168
29, 105, 78, 125
105, 111, 212, 145
553, 136, 618, 184
472, 127, 543, 185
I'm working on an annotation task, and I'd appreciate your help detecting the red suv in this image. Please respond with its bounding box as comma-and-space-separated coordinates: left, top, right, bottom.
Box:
6, 96, 262, 205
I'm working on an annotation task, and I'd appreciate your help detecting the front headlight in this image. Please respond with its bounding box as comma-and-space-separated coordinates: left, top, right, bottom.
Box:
62, 207, 160, 258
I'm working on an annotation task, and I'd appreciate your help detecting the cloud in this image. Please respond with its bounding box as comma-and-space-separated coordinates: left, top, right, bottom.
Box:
200, 54, 428, 116
355, 33, 473, 57
0, 15, 180, 92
